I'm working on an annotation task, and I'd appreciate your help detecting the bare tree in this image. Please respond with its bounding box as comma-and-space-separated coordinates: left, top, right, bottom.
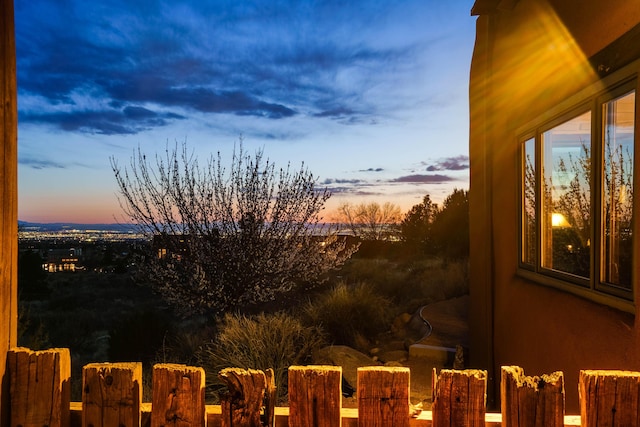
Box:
335, 201, 402, 241
111, 141, 355, 316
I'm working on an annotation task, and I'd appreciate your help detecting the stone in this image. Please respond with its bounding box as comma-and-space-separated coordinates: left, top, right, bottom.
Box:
314, 345, 381, 391
391, 313, 412, 338
377, 350, 408, 364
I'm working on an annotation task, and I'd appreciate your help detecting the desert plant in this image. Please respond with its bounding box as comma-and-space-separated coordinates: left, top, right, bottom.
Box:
303, 281, 393, 351
404, 259, 469, 311
197, 311, 325, 402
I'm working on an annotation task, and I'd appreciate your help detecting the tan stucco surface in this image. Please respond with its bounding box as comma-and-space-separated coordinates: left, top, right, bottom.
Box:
469, 0, 640, 411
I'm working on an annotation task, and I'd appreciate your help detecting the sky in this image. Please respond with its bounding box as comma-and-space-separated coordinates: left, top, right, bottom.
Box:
15, 0, 477, 224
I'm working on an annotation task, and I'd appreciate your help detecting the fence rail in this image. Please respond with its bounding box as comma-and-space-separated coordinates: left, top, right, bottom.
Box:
7, 347, 639, 426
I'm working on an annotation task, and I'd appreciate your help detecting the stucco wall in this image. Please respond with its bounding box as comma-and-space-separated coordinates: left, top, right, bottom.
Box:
469, 0, 640, 412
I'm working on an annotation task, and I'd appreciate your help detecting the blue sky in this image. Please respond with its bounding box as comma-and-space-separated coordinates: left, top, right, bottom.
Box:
16, 0, 476, 223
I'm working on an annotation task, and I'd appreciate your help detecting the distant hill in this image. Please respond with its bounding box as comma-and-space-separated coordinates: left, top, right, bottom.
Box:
18, 221, 138, 233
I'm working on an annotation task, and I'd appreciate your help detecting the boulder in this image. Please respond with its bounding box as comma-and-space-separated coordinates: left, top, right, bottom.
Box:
377, 349, 408, 364
314, 345, 381, 392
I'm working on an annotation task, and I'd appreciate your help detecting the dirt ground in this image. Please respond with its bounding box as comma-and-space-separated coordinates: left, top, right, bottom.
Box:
403, 294, 469, 407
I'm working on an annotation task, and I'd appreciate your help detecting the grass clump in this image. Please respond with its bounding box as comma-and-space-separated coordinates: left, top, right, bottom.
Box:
303, 281, 393, 352
197, 311, 325, 402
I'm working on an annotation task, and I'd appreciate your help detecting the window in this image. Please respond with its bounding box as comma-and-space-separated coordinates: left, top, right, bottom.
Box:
520, 77, 636, 305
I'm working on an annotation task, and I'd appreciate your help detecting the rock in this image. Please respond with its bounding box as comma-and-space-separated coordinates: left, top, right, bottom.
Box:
391, 312, 412, 338
377, 349, 408, 364
314, 345, 381, 391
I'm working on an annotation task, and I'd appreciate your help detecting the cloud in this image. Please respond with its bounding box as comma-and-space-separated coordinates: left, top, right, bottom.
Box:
20, 106, 185, 135
359, 167, 384, 172
424, 155, 469, 172
19, 157, 68, 170
14, 0, 433, 136
322, 178, 363, 185
391, 174, 452, 183
326, 186, 382, 196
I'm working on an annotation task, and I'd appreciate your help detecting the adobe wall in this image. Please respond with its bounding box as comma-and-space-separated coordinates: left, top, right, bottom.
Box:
469, 0, 640, 412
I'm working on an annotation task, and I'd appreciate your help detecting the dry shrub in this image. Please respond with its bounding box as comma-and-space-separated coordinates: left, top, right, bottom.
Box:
404, 259, 469, 311
338, 259, 407, 301
303, 281, 393, 351
336, 257, 469, 314
197, 311, 325, 402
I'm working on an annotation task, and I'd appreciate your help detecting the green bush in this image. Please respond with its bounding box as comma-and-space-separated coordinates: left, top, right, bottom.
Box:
197, 312, 325, 402
303, 282, 392, 351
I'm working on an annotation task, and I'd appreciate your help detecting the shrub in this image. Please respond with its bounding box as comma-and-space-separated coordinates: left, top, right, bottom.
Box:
303, 282, 393, 351
197, 312, 325, 402
156, 319, 216, 366
403, 259, 470, 312
334, 257, 469, 315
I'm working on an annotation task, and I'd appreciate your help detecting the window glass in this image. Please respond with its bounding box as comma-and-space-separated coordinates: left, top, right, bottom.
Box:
541, 111, 592, 278
602, 90, 635, 289
522, 137, 536, 266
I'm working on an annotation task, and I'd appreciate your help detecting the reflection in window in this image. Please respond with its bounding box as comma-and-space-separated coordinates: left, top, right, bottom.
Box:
541, 111, 591, 278
602, 91, 635, 290
522, 137, 536, 266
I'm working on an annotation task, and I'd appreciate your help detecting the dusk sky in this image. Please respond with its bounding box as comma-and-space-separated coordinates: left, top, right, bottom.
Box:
16, 0, 476, 224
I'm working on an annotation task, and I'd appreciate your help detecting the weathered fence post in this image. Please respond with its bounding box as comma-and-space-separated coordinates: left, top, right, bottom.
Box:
357, 366, 410, 427
431, 368, 486, 427
82, 362, 142, 427
264, 369, 276, 427
579, 370, 640, 426
288, 366, 342, 427
7, 347, 71, 427
151, 363, 206, 427
501, 366, 564, 427
218, 367, 275, 427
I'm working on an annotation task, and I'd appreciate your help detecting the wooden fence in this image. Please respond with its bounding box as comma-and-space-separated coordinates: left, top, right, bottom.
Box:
7, 347, 640, 426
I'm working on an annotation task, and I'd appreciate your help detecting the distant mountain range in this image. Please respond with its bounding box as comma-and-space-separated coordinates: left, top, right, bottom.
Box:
18, 221, 138, 232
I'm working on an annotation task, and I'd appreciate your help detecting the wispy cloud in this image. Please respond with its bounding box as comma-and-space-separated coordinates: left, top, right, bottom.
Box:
20, 107, 185, 135
20, 157, 68, 169
391, 174, 452, 183
322, 178, 363, 185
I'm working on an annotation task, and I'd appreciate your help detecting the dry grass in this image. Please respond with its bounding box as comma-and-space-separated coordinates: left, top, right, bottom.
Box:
197, 312, 325, 402
302, 281, 393, 352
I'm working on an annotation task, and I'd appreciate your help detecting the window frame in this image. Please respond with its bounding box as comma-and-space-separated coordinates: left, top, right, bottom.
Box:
517, 61, 639, 313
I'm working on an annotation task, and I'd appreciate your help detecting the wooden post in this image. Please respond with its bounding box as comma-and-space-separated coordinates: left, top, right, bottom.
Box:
7, 347, 71, 427
579, 370, 640, 426
287, 366, 342, 427
151, 363, 206, 427
501, 366, 564, 427
82, 362, 142, 427
357, 366, 410, 427
0, 0, 18, 424
264, 369, 277, 427
218, 367, 269, 427
431, 368, 486, 427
